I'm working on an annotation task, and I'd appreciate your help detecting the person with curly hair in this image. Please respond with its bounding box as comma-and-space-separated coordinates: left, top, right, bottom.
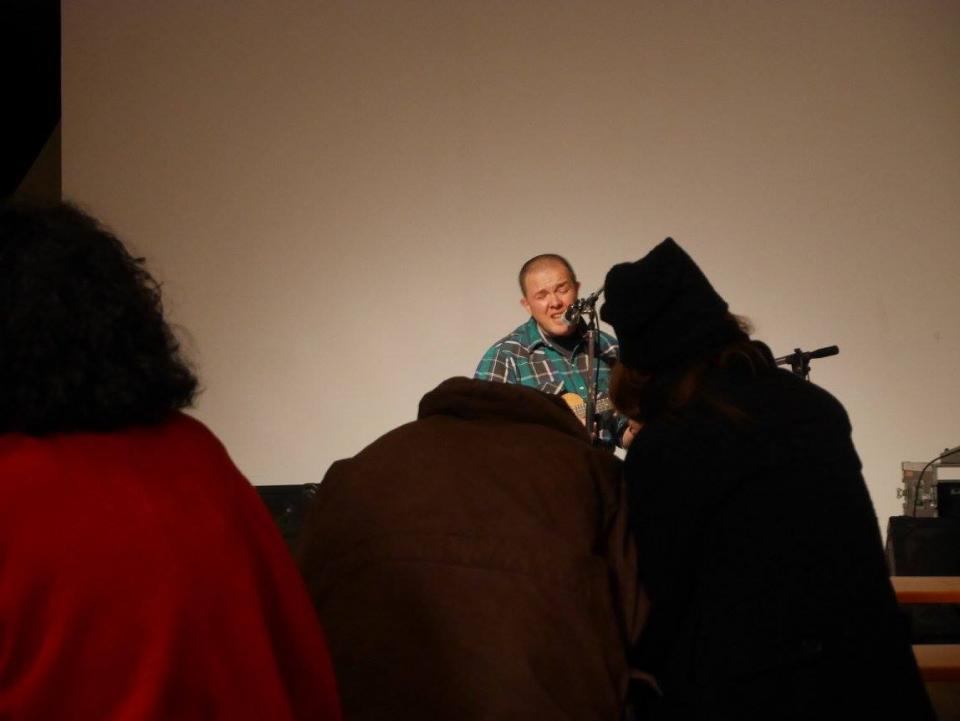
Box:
0, 202, 341, 721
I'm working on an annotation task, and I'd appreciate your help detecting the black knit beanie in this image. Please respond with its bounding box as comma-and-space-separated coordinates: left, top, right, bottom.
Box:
600, 238, 747, 371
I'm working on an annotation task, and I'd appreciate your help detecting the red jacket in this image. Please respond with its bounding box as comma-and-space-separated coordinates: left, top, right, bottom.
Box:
0, 412, 341, 721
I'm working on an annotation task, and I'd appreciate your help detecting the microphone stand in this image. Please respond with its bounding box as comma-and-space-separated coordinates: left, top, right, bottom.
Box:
584, 306, 599, 443
774, 345, 839, 381
567, 288, 603, 443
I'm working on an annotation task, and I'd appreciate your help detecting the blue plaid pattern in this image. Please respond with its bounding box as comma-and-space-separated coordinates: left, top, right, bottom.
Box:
474, 318, 625, 446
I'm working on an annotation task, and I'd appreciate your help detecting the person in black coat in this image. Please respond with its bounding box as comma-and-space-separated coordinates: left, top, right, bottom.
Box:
601, 238, 934, 721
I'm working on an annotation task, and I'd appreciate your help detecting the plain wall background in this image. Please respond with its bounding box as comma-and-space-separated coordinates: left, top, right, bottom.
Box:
62, 1, 959, 528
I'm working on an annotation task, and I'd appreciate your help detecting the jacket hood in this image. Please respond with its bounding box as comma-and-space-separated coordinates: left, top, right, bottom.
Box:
418, 377, 590, 443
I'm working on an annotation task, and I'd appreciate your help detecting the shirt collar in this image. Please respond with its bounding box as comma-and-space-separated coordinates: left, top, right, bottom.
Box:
521, 317, 584, 354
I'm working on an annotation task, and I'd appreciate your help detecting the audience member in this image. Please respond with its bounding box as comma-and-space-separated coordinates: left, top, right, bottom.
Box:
299, 377, 645, 720
601, 238, 934, 720
0, 202, 341, 721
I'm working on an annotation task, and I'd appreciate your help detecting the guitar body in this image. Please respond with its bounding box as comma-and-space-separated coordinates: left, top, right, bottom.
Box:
561, 392, 614, 425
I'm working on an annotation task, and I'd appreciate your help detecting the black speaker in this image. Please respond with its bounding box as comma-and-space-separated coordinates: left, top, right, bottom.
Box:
937, 482, 960, 519
886, 516, 960, 643
255, 483, 319, 552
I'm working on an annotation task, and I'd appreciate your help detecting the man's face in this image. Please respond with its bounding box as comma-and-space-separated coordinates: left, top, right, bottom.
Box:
520, 261, 580, 338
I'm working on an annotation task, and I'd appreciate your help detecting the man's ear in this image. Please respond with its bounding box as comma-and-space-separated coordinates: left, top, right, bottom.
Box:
574, 281, 581, 294
520, 296, 531, 312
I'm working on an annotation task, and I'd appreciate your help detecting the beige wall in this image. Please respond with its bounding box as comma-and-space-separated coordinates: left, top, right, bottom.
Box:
63, 1, 960, 527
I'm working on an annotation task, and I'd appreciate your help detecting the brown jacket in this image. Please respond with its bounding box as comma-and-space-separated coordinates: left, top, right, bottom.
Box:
299, 377, 642, 720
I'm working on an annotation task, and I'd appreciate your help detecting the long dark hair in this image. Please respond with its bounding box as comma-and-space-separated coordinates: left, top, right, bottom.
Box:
0, 201, 199, 435
609, 314, 769, 425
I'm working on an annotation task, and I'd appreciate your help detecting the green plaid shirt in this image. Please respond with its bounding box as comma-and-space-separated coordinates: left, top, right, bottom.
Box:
474, 317, 625, 446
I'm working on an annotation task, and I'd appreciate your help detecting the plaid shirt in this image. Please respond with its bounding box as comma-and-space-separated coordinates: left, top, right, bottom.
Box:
474, 317, 625, 446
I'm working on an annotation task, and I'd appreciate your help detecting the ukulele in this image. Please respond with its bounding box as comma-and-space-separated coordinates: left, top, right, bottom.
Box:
561, 392, 614, 425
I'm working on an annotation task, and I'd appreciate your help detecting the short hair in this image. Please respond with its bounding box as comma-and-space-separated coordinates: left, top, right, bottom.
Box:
517, 254, 577, 295
0, 201, 199, 435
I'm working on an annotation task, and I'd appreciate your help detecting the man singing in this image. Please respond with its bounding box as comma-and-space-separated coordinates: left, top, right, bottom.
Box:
474, 253, 634, 448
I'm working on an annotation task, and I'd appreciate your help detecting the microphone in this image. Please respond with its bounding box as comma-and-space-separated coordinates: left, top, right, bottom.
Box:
563, 302, 584, 325
564, 287, 604, 325
807, 345, 839, 360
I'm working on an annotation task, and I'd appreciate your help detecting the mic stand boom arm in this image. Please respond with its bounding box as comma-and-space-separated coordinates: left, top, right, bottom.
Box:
774, 344, 839, 381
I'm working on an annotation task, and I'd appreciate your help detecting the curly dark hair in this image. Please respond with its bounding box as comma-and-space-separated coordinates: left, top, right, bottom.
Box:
0, 201, 199, 435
